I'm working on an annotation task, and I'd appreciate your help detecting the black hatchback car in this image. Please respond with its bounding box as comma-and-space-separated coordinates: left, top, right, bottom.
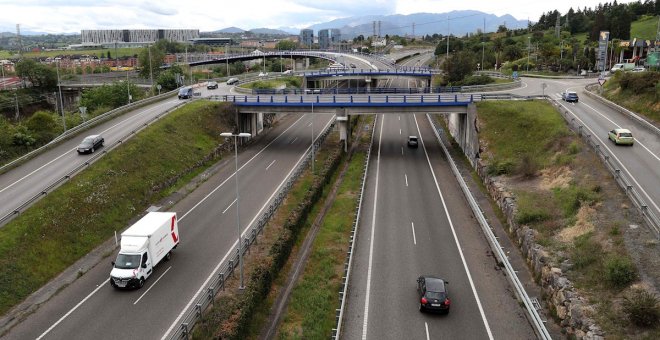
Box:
417, 276, 450, 313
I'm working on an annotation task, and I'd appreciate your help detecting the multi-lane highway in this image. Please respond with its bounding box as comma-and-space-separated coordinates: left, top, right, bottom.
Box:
4, 106, 334, 339
1, 50, 657, 340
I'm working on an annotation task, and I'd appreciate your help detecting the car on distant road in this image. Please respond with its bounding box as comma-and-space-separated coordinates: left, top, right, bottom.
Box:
417, 276, 450, 313
561, 91, 579, 103
77, 134, 104, 154
258, 72, 268, 77
608, 128, 634, 146
178, 86, 193, 99
631, 67, 646, 72
282, 70, 293, 75
407, 136, 419, 148
207, 81, 218, 89
226, 77, 239, 85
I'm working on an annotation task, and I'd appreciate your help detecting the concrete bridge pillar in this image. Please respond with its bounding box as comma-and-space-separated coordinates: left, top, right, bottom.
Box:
336, 109, 350, 152
365, 76, 371, 93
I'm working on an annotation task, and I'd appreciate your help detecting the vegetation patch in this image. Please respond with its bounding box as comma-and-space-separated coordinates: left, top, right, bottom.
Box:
601, 71, 660, 124
475, 100, 657, 338
0, 100, 233, 315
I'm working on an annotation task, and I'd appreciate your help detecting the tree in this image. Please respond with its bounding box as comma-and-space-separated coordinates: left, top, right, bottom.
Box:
15, 59, 57, 89
444, 50, 476, 83
25, 110, 60, 144
137, 44, 165, 79
106, 50, 111, 59
275, 40, 297, 51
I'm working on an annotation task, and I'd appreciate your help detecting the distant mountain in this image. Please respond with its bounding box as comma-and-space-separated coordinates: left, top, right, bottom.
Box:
249, 28, 290, 35
215, 27, 245, 33
307, 11, 529, 38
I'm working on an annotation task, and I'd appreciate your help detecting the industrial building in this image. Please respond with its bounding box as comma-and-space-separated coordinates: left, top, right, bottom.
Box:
80, 29, 199, 47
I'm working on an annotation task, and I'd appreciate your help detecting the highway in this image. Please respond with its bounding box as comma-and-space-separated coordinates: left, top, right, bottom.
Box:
508, 77, 660, 225
1, 50, 657, 339
0, 97, 185, 223
4, 107, 334, 339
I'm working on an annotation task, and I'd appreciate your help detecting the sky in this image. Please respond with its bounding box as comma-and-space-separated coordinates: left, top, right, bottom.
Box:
0, 0, 639, 34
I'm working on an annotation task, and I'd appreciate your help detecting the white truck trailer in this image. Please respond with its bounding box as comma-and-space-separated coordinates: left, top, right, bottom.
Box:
110, 212, 180, 289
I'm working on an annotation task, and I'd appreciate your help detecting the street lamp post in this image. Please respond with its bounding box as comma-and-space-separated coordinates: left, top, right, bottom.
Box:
527, 37, 531, 72
226, 43, 230, 77
219, 131, 251, 290
148, 44, 154, 96
55, 60, 66, 132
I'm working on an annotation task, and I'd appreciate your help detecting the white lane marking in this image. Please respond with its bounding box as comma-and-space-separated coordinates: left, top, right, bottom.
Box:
398, 115, 400, 120
266, 159, 277, 170
401, 147, 404, 156
1, 101, 175, 194
162, 116, 335, 340
425, 322, 430, 340
557, 102, 660, 212
134, 266, 172, 305
411, 221, 417, 245
405, 174, 408, 187
37, 113, 312, 337
308, 122, 313, 127
36, 279, 108, 340
362, 114, 384, 340
289, 136, 298, 144
414, 115, 494, 339
399, 128, 402, 135
180, 114, 308, 220
578, 101, 660, 162
222, 199, 237, 214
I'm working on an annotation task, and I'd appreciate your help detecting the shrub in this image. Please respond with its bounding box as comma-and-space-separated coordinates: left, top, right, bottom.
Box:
605, 255, 637, 289
571, 232, 602, 270
487, 158, 515, 175
623, 288, 660, 327
517, 153, 539, 177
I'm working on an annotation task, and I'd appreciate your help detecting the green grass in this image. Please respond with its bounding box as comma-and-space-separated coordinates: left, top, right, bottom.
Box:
476, 101, 571, 175
631, 15, 660, 40
0, 100, 231, 315
278, 150, 366, 339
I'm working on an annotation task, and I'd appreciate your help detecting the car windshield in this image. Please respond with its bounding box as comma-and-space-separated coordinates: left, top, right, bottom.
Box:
114, 254, 141, 269
426, 291, 447, 300
620, 132, 633, 137
80, 137, 94, 146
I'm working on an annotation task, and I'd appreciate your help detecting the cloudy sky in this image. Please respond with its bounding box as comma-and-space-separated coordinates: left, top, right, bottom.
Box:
0, 0, 638, 34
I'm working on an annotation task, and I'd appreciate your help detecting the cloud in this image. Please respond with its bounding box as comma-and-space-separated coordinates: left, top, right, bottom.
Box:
139, 1, 178, 16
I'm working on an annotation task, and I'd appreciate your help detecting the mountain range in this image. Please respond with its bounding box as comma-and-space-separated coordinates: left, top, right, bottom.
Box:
208, 11, 529, 38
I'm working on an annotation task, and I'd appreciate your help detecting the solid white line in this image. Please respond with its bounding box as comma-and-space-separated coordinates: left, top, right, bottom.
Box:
558, 102, 660, 213
1, 101, 174, 194
266, 159, 277, 170
36, 279, 108, 340
362, 114, 384, 340
411, 221, 417, 245
579, 101, 660, 162
222, 199, 237, 214
134, 266, 172, 305
162, 115, 335, 340
414, 115, 494, 339
425, 322, 430, 340
405, 174, 408, 187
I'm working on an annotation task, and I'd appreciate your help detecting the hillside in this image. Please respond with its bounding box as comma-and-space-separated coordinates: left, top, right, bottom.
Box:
631, 15, 660, 40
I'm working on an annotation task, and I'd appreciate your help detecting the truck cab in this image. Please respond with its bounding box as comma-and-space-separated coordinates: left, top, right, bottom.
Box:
110, 237, 154, 289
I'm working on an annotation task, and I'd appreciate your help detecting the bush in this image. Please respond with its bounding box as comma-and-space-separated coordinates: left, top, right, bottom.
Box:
460, 74, 495, 86
517, 153, 539, 177
571, 232, 602, 269
623, 288, 660, 327
605, 255, 637, 288
487, 158, 515, 175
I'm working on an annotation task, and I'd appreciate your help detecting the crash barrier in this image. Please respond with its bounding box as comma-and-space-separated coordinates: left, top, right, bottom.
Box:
426, 115, 552, 340
331, 116, 377, 339
0, 97, 186, 227
553, 99, 660, 237
167, 119, 336, 340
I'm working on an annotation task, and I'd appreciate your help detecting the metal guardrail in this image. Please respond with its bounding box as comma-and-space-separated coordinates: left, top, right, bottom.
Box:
219, 93, 478, 106
167, 119, 336, 340
554, 101, 660, 237
332, 115, 377, 339
0, 89, 178, 174
426, 114, 552, 340
462, 79, 523, 92
0, 94, 185, 227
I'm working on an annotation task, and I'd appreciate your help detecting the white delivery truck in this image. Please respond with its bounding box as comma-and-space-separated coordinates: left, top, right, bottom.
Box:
110, 212, 180, 289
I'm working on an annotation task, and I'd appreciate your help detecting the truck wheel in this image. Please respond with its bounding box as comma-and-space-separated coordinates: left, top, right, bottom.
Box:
138, 278, 145, 288
165, 252, 172, 261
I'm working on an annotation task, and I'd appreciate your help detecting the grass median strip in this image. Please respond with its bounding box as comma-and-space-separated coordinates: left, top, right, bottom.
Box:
0, 100, 233, 316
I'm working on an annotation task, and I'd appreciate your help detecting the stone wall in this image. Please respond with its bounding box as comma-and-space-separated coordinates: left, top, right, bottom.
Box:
474, 156, 605, 339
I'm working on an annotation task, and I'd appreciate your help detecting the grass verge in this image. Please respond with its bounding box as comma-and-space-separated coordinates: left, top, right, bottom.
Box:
0, 100, 233, 315
276, 116, 371, 339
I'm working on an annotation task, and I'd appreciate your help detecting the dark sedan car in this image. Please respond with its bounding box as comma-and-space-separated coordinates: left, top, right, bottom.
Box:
77, 134, 104, 154
417, 276, 450, 313
407, 136, 419, 148
207, 81, 218, 89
